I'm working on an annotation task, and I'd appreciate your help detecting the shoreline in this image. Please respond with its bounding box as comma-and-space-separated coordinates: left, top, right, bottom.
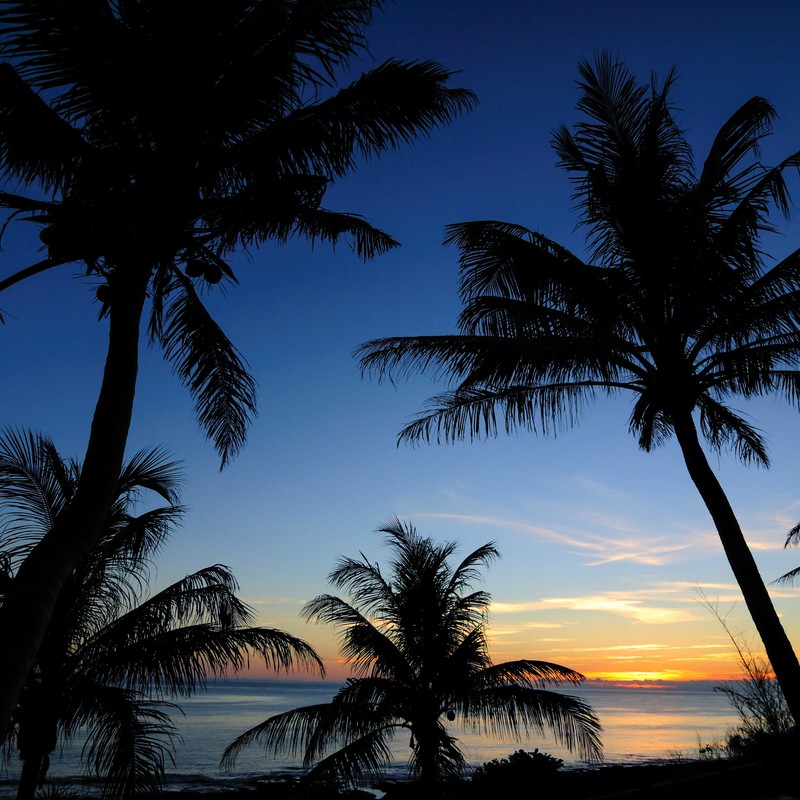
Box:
2, 757, 792, 800
0, 754, 698, 793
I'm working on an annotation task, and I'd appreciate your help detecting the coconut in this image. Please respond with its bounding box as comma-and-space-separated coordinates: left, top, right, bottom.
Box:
204, 263, 223, 284
184, 258, 206, 278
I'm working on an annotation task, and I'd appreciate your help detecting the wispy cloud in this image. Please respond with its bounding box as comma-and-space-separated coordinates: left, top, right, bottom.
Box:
521, 622, 565, 629
243, 596, 307, 607
541, 594, 695, 624
534, 637, 575, 643
421, 512, 696, 567
553, 642, 729, 655
491, 600, 548, 614
490, 580, 739, 623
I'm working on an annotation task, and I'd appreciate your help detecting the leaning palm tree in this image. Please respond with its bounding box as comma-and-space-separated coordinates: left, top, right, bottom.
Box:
358, 55, 800, 721
222, 519, 602, 789
0, 1, 475, 736
0, 430, 322, 800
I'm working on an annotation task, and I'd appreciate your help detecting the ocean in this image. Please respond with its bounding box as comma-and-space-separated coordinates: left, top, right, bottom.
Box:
0, 678, 741, 795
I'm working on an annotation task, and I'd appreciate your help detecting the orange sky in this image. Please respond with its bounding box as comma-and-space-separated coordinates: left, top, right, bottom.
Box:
241, 584, 797, 685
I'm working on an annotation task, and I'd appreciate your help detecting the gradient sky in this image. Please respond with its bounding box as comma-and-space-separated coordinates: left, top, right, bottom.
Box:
4, 0, 800, 684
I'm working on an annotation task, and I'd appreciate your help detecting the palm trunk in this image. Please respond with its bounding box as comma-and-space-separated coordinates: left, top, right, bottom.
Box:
672, 411, 800, 723
16, 754, 45, 800
0, 266, 149, 741
415, 723, 441, 792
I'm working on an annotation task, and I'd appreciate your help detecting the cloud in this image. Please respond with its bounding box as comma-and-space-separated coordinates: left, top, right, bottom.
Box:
492, 591, 701, 624
490, 581, 743, 624
540, 595, 695, 624
491, 600, 548, 614
421, 512, 697, 567
672, 581, 739, 591
486, 627, 524, 637
552, 642, 729, 655
243, 596, 307, 607
534, 637, 575, 643
521, 621, 565, 629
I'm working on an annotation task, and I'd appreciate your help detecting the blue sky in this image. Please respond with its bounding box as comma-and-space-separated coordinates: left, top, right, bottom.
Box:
4, 0, 800, 681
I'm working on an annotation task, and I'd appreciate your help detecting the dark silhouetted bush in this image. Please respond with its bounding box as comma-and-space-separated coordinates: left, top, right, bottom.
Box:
470, 748, 563, 791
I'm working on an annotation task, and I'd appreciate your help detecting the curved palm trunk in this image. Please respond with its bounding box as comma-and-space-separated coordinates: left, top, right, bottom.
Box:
672, 412, 800, 723
0, 266, 150, 741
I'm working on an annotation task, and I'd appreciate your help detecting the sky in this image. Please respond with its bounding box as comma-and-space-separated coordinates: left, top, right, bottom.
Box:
4, 0, 800, 685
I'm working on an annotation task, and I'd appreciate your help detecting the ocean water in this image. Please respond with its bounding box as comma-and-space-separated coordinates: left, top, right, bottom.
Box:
0, 679, 741, 795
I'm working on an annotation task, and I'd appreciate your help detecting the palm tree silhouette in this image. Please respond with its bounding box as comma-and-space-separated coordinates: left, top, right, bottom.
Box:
0, 430, 322, 800
222, 519, 602, 790
358, 55, 800, 720
0, 1, 475, 736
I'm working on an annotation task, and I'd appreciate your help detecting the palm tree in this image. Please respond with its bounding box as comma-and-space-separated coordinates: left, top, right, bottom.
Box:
221, 519, 602, 790
358, 54, 800, 721
0, 430, 322, 800
0, 1, 475, 736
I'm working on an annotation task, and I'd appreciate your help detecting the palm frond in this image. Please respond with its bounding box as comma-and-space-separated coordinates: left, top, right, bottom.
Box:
221, 704, 336, 769
0, 62, 86, 188
85, 565, 250, 641
444, 221, 595, 315
224, 680, 400, 788
305, 726, 395, 788
475, 659, 586, 687
204, 183, 401, 261
115, 448, 182, 506
224, 57, 475, 182
406, 725, 467, 780
157, 276, 256, 469
0, 462, 322, 794
97, 506, 185, 582
447, 542, 499, 597
246, 0, 381, 88
0, 1, 124, 117
79, 565, 321, 695
303, 593, 407, 680
459, 684, 603, 762
0, 429, 72, 556
627, 390, 674, 452
67, 683, 178, 800
86, 624, 321, 698
397, 382, 598, 446
326, 553, 394, 613
715, 150, 800, 272
774, 565, 800, 585
0, 254, 75, 296
697, 395, 769, 466
698, 96, 777, 202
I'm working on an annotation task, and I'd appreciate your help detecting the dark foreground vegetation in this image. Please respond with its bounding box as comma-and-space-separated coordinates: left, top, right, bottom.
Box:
197, 729, 800, 798
111, 753, 797, 800
7, 729, 799, 800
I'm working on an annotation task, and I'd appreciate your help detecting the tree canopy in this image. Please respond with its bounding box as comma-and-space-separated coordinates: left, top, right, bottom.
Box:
0, 0, 475, 740
0, 429, 322, 800
222, 519, 602, 788
358, 53, 800, 721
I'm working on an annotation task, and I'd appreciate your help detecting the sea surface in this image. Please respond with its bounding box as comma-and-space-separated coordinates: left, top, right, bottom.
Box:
0, 678, 742, 795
